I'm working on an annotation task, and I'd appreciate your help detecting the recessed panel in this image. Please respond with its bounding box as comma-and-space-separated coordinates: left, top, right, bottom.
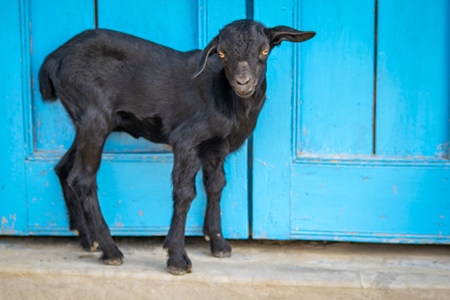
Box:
298, 0, 374, 157
376, 0, 450, 158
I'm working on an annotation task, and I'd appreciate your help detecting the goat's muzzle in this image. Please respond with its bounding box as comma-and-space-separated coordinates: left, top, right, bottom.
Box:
233, 84, 257, 98
231, 61, 257, 98
233, 75, 257, 98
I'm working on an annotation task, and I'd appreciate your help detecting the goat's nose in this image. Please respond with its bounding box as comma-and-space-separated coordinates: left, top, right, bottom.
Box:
236, 74, 251, 86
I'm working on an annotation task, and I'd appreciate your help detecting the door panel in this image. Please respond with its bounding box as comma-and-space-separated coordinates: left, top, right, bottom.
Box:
376, 0, 450, 157
290, 164, 449, 243
297, 0, 374, 156
15, 0, 249, 238
0, 1, 28, 234
252, 0, 450, 242
32, 0, 95, 152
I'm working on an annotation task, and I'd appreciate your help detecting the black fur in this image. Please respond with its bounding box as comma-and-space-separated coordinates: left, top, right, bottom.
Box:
38, 19, 315, 275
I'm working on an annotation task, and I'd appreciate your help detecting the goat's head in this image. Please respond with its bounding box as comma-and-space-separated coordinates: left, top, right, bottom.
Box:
192, 20, 315, 98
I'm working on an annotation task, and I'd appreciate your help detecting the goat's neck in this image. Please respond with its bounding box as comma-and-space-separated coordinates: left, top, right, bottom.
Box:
234, 78, 267, 121
211, 71, 266, 123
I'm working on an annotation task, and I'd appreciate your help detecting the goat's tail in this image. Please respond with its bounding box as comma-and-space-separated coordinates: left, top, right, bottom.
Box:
38, 56, 59, 101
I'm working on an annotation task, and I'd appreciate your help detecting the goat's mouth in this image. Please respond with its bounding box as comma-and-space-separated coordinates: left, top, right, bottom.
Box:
232, 82, 257, 98
234, 89, 255, 98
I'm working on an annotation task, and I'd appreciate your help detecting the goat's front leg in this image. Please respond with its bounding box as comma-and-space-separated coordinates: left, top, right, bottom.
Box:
163, 147, 200, 275
201, 145, 232, 258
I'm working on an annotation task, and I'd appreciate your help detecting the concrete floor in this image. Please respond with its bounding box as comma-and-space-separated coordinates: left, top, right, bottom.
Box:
0, 236, 449, 299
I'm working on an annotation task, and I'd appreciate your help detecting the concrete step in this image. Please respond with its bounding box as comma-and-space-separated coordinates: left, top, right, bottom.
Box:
0, 237, 449, 299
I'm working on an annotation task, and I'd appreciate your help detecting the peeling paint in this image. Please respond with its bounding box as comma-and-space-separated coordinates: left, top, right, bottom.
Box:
255, 158, 275, 168
435, 142, 449, 158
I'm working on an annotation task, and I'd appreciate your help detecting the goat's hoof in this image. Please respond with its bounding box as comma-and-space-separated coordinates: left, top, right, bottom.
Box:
210, 237, 232, 258
101, 253, 124, 265
103, 258, 123, 266
167, 265, 192, 275
212, 250, 232, 258
166, 249, 192, 275
101, 248, 124, 266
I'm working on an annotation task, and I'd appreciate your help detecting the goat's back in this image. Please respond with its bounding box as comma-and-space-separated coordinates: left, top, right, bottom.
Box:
38, 29, 234, 145
40, 30, 222, 123
39, 29, 203, 105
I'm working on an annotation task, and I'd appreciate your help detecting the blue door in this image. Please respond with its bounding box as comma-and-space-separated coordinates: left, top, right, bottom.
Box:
1, 0, 449, 243
252, 0, 450, 243
1, 0, 248, 238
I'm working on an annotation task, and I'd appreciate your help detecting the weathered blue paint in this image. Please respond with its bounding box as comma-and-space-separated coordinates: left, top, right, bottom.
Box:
298, 0, 375, 156
2, 0, 449, 244
290, 162, 450, 244
2, 0, 248, 238
376, 0, 450, 157
252, 0, 298, 239
31, 0, 95, 153
0, 1, 28, 235
252, 0, 450, 243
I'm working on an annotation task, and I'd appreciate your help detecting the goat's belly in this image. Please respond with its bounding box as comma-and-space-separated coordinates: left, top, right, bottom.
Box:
113, 110, 167, 143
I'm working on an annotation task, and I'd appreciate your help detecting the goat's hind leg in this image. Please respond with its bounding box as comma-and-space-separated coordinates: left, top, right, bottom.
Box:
55, 140, 98, 252
68, 121, 124, 265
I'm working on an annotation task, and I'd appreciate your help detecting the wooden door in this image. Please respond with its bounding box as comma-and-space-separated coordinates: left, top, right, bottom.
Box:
1, 0, 249, 238
252, 0, 450, 243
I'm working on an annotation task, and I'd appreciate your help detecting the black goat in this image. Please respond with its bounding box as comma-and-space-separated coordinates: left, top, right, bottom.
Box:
39, 19, 315, 275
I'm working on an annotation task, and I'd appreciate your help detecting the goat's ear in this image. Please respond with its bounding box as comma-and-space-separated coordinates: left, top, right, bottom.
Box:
192, 37, 218, 79
266, 26, 315, 48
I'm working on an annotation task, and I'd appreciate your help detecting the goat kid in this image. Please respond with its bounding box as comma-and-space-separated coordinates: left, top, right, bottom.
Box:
39, 19, 315, 275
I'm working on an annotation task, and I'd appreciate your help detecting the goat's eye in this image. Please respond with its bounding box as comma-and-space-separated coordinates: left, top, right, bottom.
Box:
218, 51, 225, 59
261, 49, 269, 56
